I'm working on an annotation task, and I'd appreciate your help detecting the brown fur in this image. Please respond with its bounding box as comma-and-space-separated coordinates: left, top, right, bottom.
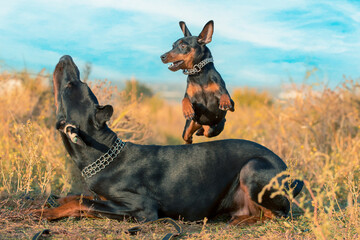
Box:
167, 48, 196, 69
186, 82, 202, 97
219, 94, 232, 110
182, 97, 195, 117
204, 82, 220, 93
32, 198, 95, 220
228, 181, 274, 225
183, 120, 202, 144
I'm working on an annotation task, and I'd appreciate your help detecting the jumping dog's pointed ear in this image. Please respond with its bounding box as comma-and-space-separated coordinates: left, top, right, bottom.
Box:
95, 105, 113, 127
197, 20, 214, 44
56, 120, 86, 147
179, 21, 192, 37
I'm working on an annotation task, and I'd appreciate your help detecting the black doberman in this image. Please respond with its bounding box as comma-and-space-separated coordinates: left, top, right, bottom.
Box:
32, 55, 303, 225
161, 20, 234, 144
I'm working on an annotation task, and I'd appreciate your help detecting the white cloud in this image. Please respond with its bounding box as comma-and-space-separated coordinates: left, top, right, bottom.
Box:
70, 0, 360, 53
1, 0, 360, 86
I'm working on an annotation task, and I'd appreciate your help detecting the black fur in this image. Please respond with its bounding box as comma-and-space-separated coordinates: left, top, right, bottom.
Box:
51, 55, 303, 222
161, 21, 235, 144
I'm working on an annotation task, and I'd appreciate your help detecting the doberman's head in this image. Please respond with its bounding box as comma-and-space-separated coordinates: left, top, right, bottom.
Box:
161, 20, 214, 71
53, 55, 113, 148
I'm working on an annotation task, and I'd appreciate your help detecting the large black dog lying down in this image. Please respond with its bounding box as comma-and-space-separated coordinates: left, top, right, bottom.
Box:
33, 55, 303, 225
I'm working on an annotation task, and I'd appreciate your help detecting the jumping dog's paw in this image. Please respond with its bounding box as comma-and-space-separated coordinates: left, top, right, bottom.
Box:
183, 110, 195, 120
219, 94, 234, 112
182, 98, 195, 120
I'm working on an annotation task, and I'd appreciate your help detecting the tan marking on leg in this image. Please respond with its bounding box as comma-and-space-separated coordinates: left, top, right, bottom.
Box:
202, 125, 211, 137
183, 120, 202, 144
219, 94, 230, 104
230, 181, 274, 225
182, 97, 194, 117
32, 199, 96, 220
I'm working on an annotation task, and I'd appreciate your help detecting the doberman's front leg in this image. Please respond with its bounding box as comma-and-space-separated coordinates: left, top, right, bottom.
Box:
31, 194, 159, 221
182, 119, 202, 144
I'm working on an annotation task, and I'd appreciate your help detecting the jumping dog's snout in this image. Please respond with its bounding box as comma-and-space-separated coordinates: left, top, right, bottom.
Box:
160, 53, 168, 63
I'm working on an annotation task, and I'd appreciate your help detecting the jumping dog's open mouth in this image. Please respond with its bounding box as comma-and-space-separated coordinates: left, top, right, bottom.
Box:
168, 60, 184, 71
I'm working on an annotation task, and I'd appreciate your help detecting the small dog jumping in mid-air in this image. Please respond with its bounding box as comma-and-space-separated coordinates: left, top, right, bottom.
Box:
161, 20, 235, 144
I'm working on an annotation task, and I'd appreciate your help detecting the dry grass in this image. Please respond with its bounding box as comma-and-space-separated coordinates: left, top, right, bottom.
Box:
0, 69, 360, 239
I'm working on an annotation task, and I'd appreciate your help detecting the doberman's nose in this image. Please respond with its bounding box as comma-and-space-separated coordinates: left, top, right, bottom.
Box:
60, 55, 72, 62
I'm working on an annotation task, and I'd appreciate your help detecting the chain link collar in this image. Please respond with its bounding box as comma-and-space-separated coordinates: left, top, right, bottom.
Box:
81, 138, 125, 179
182, 57, 213, 75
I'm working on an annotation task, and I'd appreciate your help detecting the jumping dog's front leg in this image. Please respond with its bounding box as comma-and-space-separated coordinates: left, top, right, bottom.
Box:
219, 94, 234, 112
182, 96, 195, 120
208, 76, 234, 112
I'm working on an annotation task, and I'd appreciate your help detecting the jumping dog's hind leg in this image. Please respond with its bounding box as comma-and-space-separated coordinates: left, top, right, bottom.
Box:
182, 119, 202, 144
202, 118, 226, 138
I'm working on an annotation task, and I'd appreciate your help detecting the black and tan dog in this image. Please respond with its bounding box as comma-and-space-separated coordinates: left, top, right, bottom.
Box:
32, 55, 303, 225
161, 20, 234, 144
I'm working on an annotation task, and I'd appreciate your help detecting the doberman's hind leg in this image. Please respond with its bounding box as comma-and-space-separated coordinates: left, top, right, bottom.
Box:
228, 182, 274, 226
228, 158, 294, 226
229, 158, 291, 226
203, 118, 226, 138
182, 119, 202, 144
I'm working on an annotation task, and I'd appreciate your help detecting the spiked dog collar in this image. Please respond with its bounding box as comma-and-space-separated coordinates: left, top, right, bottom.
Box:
183, 57, 213, 75
81, 138, 126, 179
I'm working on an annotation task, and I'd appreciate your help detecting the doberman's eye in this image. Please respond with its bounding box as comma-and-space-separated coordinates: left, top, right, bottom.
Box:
180, 44, 186, 49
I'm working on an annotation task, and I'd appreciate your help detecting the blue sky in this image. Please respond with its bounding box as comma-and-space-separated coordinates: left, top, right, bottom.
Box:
0, 0, 359, 91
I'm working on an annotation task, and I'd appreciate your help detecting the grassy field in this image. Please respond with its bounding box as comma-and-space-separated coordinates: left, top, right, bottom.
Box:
0, 69, 360, 239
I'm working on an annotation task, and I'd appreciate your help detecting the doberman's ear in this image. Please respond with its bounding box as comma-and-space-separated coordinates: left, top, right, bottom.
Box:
197, 20, 214, 44
179, 21, 192, 37
95, 105, 113, 127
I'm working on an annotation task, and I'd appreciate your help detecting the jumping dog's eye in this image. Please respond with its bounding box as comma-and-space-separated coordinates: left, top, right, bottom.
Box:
180, 44, 186, 49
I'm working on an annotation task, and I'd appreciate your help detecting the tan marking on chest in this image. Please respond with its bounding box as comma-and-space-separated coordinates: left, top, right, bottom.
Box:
204, 82, 220, 92
187, 83, 202, 97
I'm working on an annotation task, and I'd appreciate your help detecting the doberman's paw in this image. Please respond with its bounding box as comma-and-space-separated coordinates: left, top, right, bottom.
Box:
29, 209, 46, 220
182, 98, 195, 120
219, 94, 234, 112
